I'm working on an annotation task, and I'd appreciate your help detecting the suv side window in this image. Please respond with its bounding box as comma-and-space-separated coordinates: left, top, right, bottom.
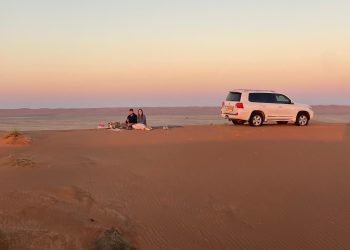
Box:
275, 94, 291, 104
249, 93, 277, 103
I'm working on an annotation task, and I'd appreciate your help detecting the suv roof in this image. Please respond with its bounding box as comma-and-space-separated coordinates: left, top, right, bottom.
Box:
231, 89, 276, 93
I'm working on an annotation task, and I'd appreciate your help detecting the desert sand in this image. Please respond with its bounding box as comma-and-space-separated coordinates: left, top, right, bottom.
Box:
0, 123, 349, 249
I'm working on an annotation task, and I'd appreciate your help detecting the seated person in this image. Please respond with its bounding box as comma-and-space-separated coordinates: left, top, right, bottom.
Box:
125, 109, 137, 128
132, 109, 151, 130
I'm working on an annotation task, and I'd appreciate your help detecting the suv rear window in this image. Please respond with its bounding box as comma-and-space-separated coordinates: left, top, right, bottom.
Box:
226, 92, 241, 102
249, 93, 276, 103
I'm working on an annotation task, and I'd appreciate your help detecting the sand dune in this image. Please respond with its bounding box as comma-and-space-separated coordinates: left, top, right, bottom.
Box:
0, 124, 349, 249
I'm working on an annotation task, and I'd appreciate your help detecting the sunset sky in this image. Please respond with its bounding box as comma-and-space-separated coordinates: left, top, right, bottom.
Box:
1, 0, 349, 108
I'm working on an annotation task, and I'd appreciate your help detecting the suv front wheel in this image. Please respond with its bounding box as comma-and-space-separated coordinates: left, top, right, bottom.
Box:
249, 112, 264, 127
295, 112, 310, 126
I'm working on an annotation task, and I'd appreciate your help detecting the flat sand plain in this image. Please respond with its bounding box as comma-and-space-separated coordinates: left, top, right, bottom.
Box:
0, 123, 349, 249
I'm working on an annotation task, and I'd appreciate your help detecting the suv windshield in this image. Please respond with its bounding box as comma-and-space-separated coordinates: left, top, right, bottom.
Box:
226, 92, 241, 102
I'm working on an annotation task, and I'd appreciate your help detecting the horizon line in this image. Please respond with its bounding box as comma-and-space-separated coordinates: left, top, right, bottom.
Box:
1, 104, 350, 110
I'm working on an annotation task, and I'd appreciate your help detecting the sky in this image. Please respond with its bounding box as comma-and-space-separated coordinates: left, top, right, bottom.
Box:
1, 0, 349, 108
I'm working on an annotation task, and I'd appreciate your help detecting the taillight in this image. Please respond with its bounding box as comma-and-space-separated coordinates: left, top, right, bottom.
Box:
236, 103, 244, 109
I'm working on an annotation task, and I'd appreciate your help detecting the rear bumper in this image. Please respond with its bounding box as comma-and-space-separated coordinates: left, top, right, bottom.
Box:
221, 110, 250, 121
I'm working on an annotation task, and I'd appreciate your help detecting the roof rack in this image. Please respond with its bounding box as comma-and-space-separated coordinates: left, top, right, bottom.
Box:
231, 89, 276, 92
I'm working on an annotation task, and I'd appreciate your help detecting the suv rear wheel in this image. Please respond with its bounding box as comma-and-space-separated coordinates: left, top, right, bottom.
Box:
249, 112, 264, 127
295, 112, 310, 126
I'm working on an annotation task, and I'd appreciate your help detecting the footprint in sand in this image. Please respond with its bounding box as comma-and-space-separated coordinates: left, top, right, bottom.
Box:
0, 154, 36, 168
51, 186, 95, 208
0, 189, 133, 250
0, 230, 9, 250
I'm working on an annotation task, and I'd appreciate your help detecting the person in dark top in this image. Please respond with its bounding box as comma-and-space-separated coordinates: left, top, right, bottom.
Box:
126, 109, 137, 127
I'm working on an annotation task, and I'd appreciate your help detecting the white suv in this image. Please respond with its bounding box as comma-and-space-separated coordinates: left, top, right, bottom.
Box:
221, 89, 314, 126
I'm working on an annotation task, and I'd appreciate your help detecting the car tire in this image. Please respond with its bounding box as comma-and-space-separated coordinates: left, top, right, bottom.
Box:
249, 112, 264, 127
232, 120, 245, 125
277, 121, 289, 125
295, 112, 310, 126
